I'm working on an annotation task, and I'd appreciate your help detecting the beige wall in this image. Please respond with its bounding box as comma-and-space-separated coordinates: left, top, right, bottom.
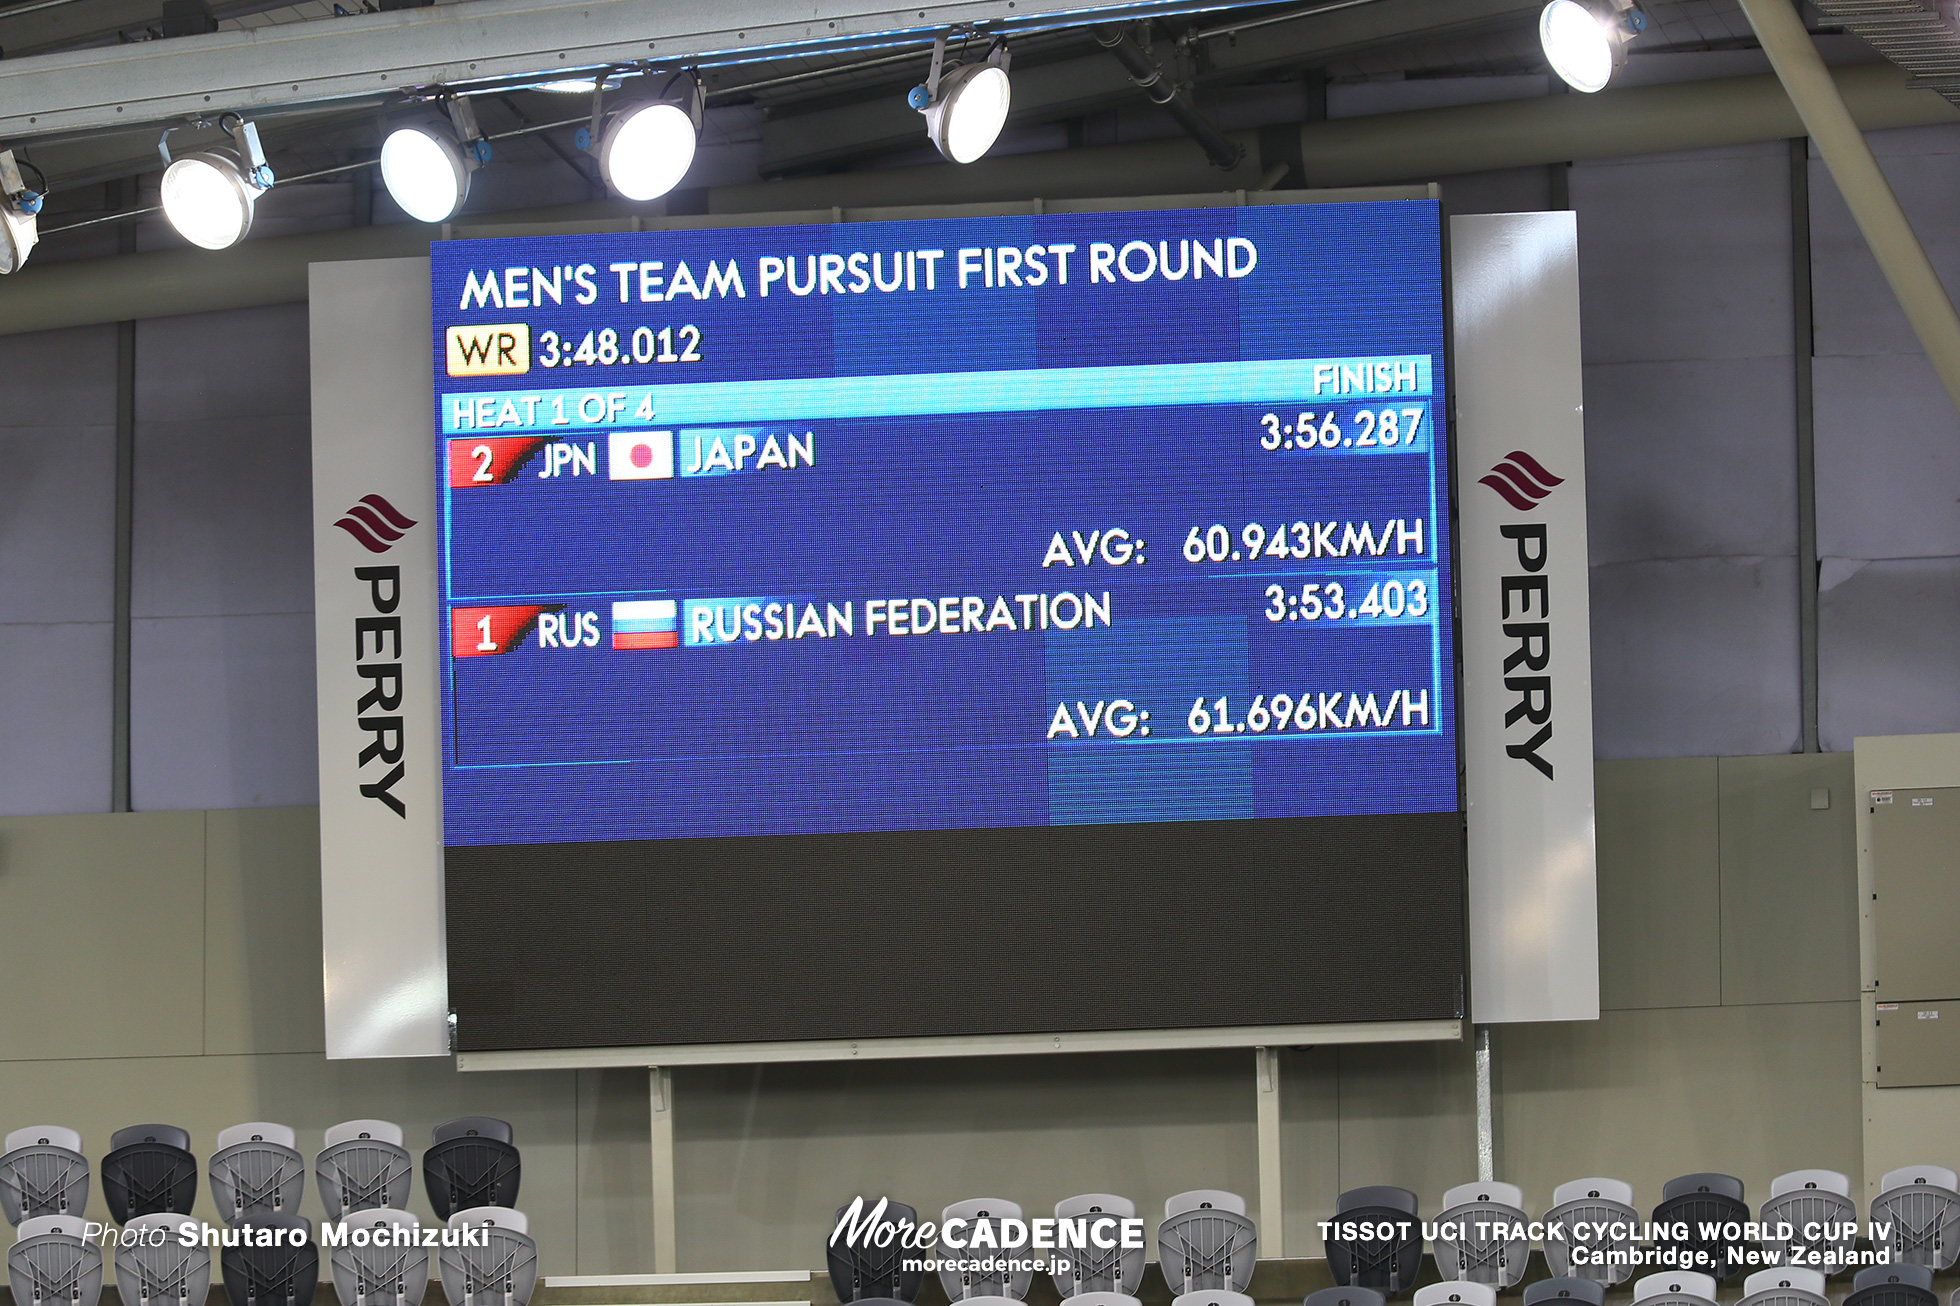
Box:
0, 753, 1861, 1274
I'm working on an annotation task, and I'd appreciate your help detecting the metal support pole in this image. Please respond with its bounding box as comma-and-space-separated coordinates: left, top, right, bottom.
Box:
1740, 0, 1960, 417
1473, 1026, 1495, 1182
110, 180, 135, 813
1254, 1046, 1285, 1258
1790, 135, 1821, 754
649, 1066, 677, 1272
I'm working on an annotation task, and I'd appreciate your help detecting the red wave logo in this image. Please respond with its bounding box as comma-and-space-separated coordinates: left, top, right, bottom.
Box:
334, 494, 419, 553
1478, 451, 1564, 511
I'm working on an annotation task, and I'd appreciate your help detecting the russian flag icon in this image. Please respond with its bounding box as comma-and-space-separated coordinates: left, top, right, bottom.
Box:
612, 599, 679, 650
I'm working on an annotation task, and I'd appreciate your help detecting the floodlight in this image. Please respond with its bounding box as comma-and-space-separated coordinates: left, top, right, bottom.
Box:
1540, 0, 1647, 93
159, 116, 273, 250
381, 99, 489, 224
0, 149, 43, 275
909, 35, 1012, 164
582, 72, 702, 203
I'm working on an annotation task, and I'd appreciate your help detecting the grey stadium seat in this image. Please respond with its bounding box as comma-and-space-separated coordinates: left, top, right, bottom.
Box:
825, 1198, 922, 1304
1543, 1178, 1638, 1286
1431, 1181, 1529, 1288
317, 1122, 413, 1220
1067, 1294, 1145, 1306
220, 1210, 317, 1306
1158, 1190, 1257, 1298
1052, 1194, 1143, 1301
937, 1199, 1032, 1302
1413, 1283, 1495, 1306
10, 1214, 105, 1306
1306, 1289, 1387, 1306
1759, 1171, 1856, 1272
1845, 1264, 1937, 1306
1631, 1271, 1719, 1306
424, 1120, 520, 1222
1651, 1174, 1749, 1281
1326, 1186, 1419, 1296
115, 1212, 212, 1306
101, 1126, 199, 1225
1736, 1267, 1830, 1306
329, 1207, 429, 1306
210, 1124, 306, 1226
437, 1207, 538, 1306
1523, 1279, 1606, 1306
1, 1127, 89, 1226
1871, 1165, 1960, 1270
1169, 1291, 1254, 1306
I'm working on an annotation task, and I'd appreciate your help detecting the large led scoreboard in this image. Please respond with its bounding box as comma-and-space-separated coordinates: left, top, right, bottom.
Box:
431, 201, 1466, 1053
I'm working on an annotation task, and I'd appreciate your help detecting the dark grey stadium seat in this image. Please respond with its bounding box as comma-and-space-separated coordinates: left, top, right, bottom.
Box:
210, 1124, 306, 1227
1543, 1178, 1638, 1286
825, 1199, 923, 1304
1051, 1194, 1143, 1301
10, 1214, 105, 1306
1326, 1186, 1420, 1296
102, 1126, 199, 1224
1158, 1190, 1257, 1298
1, 1127, 89, 1226
116, 1212, 212, 1306
317, 1122, 413, 1221
329, 1208, 429, 1306
1523, 1279, 1606, 1306
437, 1207, 537, 1306
1651, 1174, 1750, 1281
1306, 1288, 1388, 1306
423, 1119, 519, 1222
220, 1210, 318, 1306
1845, 1264, 1937, 1306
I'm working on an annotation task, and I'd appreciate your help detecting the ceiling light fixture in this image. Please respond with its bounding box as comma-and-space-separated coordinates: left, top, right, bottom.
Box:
579, 70, 703, 203
1539, 0, 1647, 94
158, 115, 274, 250
381, 98, 490, 224
908, 33, 1012, 165
0, 150, 43, 274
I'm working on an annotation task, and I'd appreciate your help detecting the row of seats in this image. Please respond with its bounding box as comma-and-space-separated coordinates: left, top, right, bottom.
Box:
7, 1204, 538, 1306
1328, 1168, 1960, 1293
1313, 1266, 1944, 1306
0, 1118, 521, 1228
828, 1190, 1257, 1306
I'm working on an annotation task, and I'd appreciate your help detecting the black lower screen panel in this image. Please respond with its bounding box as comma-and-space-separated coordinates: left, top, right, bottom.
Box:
447, 811, 1466, 1052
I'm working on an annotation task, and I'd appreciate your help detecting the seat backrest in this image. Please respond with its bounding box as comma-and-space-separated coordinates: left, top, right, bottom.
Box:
1056, 1195, 1135, 1220
1856, 1266, 1936, 1294
216, 1126, 297, 1153
1633, 1272, 1718, 1305
1771, 1170, 1851, 1199
1337, 1187, 1418, 1216
942, 1198, 1022, 1222
329, 1209, 428, 1306
210, 1137, 306, 1226
317, 1135, 414, 1220
423, 1136, 520, 1222
1661, 1174, 1744, 1204
220, 1210, 317, 1306
1158, 1203, 1256, 1296
1552, 1178, 1634, 1208
1305, 1288, 1387, 1306
0, 1138, 90, 1226
115, 1214, 212, 1306
5, 1129, 82, 1156
826, 1199, 922, 1305
100, 1140, 199, 1226
112, 1127, 192, 1154
432, 1119, 512, 1146
1062, 1294, 1142, 1306
1523, 1279, 1606, 1306
1882, 1166, 1960, 1194
10, 1215, 105, 1306
1745, 1269, 1826, 1297
1439, 1183, 1524, 1213
1413, 1284, 1496, 1306
436, 1211, 537, 1306
18, 1214, 89, 1240
1166, 1191, 1246, 1219
937, 1201, 1032, 1301
325, 1123, 404, 1150
1169, 1292, 1253, 1306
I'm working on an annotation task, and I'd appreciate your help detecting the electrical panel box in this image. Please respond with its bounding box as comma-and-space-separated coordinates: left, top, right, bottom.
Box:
1871, 786, 1960, 1087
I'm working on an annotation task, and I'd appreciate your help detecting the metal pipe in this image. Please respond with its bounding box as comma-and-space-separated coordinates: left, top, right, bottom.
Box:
1094, 23, 1243, 170
1740, 0, 1960, 417
3, 61, 1956, 335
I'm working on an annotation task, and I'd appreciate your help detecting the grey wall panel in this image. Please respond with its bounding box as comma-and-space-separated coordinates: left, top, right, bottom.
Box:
130, 612, 319, 809
1819, 558, 1960, 751
135, 303, 310, 423
1813, 352, 1960, 561
1589, 558, 1801, 759
1583, 357, 1799, 565
1278, 1044, 1341, 1259
0, 622, 111, 816
131, 412, 314, 619
1595, 757, 1721, 1011
1438, 166, 1556, 221
1571, 142, 1792, 366
1335, 1037, 1478, 1203
0, 322, 117, 427
575, 1067, 655, 1277
0, 423, 115, 624
1810, 124, 1960, 361
204, 806, 326, 1056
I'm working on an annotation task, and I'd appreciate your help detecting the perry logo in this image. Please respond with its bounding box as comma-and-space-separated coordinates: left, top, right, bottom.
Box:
334, 494, 418, 554
1478, 451, 1564, 511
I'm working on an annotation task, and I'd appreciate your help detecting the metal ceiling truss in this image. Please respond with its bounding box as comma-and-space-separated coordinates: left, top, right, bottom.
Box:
1811, 0, 1960, 105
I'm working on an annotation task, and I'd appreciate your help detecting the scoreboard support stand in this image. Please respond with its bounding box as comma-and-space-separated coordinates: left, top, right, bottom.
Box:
651, 1066, 678, 1274
1255, 1045, 1285, 1258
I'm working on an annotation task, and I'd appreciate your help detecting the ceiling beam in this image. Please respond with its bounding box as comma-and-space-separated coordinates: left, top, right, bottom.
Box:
0, 0, 1256, 142
756, 0, 1541, 173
